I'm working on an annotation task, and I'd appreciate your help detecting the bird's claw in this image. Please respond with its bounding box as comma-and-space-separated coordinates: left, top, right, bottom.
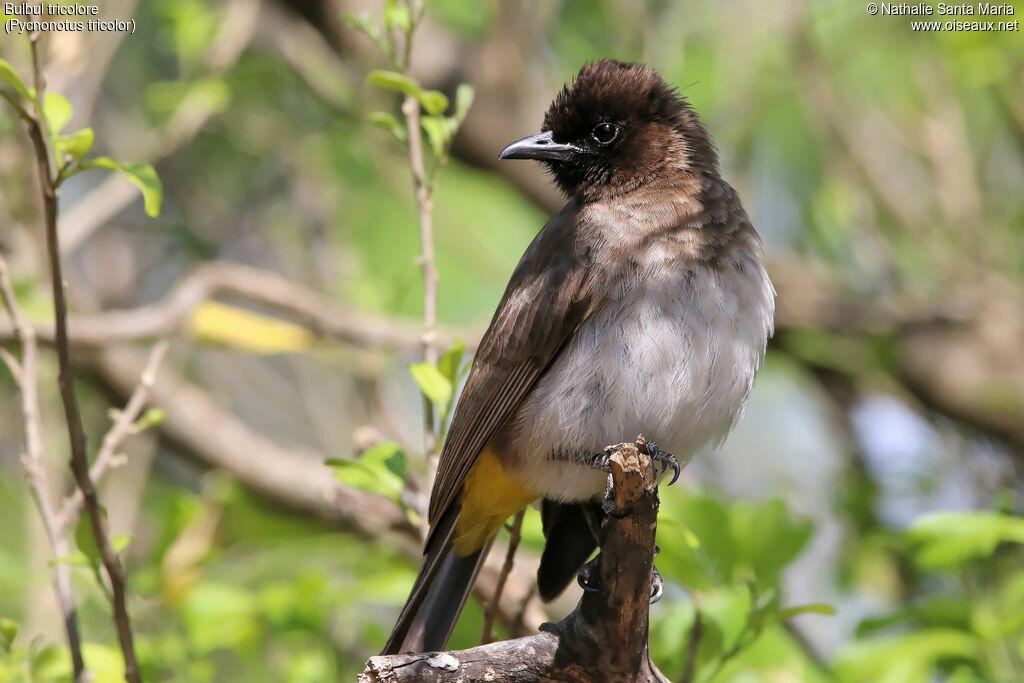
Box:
577, 556, 600, 593
583, 446, 617, 473
650, 565, 664, 604
646, 441, 680, 486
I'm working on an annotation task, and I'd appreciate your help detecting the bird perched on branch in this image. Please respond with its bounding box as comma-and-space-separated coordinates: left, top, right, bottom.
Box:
383, 59, 774, 655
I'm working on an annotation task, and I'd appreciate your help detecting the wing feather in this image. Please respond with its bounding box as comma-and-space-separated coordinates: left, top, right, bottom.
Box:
426, 206, 597, 543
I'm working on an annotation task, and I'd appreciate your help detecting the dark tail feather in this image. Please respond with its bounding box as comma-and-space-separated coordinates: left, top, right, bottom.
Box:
537, 500, 600, 602
382, 506, 490, 655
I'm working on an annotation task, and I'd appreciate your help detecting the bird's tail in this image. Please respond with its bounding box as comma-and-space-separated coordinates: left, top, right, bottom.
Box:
381, 506, 491, 655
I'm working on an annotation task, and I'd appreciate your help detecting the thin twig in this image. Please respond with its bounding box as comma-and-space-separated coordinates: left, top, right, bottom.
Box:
679, 609, 703, 683
481, 509, 525, 644
397, 3, 441, 536
0, 256, 86, 679
22, 33, 142, 683
55, 341, 169, 531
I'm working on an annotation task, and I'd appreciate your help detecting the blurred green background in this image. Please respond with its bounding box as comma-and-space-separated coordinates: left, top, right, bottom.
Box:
1, 0, 1023, 680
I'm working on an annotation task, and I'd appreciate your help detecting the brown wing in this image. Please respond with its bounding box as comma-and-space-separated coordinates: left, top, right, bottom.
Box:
426, 205, 597, 542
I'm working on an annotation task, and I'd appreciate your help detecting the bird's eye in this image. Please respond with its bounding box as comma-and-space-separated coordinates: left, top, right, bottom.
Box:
591, 122, 618, 145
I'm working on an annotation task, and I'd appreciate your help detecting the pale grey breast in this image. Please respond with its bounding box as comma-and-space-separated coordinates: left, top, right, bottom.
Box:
497, 185, 775, 503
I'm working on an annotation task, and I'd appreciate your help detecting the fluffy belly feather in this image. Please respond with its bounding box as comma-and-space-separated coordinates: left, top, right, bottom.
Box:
497, 260, 773, 502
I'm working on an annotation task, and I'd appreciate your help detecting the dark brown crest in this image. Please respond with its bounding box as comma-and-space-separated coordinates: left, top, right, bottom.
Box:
540, 59, 718, 199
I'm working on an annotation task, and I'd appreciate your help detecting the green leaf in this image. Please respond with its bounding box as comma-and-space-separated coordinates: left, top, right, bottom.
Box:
417, 90, 449, 116
409, 361, 453, 407
366, 70, 421, 97
453, 83, 475, 124
907, 511, 1024, 570
85, 158, 163, 217
54, 127, 94, 161
437, 339, 466, 386
342, 10, 381, 41
43, 92, 72, 134
385, 4, 411, 33
0, 618, 17, 652
329, 442, 407, 501
366, 70, 449, 116
74, 511, 104, 565
368, 111, 407, 143
0, 58, 31, 101
778, 603, 836, 620
420, 115, 450, 158
836, 629, 981, 683
134, 407, 166, 431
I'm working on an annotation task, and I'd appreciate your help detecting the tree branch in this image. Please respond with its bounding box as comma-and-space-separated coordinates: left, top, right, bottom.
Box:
55, 341, 169, 531
361, 438, 670, 682
21, 33, 141, 682
0, 256, 85, 680
0, 261, 473, 353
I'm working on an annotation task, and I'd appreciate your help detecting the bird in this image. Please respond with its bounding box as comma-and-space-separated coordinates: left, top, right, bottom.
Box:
382, 59, 775, 655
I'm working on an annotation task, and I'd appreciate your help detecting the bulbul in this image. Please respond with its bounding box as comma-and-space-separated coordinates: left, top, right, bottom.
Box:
383, 59, 774, 655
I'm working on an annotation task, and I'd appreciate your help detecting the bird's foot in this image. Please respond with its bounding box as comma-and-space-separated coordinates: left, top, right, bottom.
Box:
644, 441, 680, 486
583, 445, 617, 473
576, 556, 601, 593
650, 564, 664, 604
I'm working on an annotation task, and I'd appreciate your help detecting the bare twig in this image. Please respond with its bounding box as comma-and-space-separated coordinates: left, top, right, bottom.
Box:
680, 609, 703, 683
55, 341, 169, 531
19, 33, 142, 683
0, 257, 85, 679
481, 509, 525, 644
396, 5, 442, 525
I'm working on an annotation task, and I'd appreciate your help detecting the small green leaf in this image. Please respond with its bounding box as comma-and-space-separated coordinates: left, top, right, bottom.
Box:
0, 618, 17, 652
48, 551, 92, 567
385, 4, 411, 33
409, 362, 453, 407
342, 10, 381, 41
360, 441, 407, 481
368, 111, 407, 143
75, 511, 104, 565
366, 69, 421, 97
366, 70, 449, 116
329, 442, 407, 501
454, 83, 475, 124
112, 534, 133, 554
417, 90, 449, 116
86, 158, 163, 217
54, 127, 94, 161
778, 603, 836, 620
0, 58, 31, 101
43, 92, 72, 134
420, 115, 450, 158
134, 407, 166, 431
437, 339, 466, 386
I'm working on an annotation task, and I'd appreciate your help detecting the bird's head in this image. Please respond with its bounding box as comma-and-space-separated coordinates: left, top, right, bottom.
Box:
499, 59, 718, 202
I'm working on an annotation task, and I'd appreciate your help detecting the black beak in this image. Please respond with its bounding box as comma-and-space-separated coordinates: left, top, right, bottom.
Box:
499, 131, 580, 161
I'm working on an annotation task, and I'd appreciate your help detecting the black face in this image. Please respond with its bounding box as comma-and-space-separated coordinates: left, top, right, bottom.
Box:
499, 59, 717, 200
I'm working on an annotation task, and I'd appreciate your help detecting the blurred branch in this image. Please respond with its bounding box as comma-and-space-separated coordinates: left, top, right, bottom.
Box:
84, 343, 421, 543
0, 256, 85, 680
13, 32, 141, 682
0, 261, 472, 352
55, 341, 169, 531
80, 343, 548, 631
481, 509, 524, 644
362, 439, 669, 682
